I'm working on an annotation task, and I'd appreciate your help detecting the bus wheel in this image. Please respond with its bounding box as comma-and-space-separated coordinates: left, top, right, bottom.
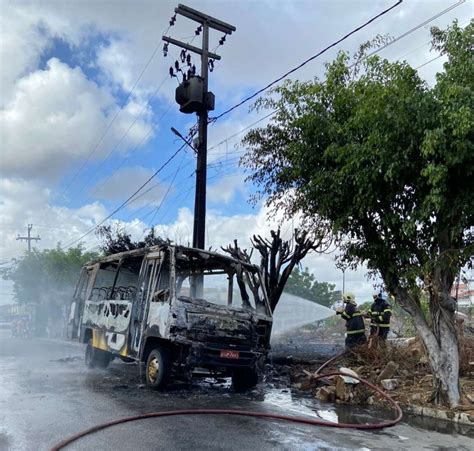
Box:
145, 348, 171, 389
85, 340, 112, 369
232, 367, 259, 391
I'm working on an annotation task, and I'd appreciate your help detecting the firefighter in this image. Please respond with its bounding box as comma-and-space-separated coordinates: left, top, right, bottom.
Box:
367, 292, 392, 339
336, 293, 367, 348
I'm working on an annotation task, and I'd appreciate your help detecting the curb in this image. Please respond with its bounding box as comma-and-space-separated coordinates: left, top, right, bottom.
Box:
401, 403, 474, 426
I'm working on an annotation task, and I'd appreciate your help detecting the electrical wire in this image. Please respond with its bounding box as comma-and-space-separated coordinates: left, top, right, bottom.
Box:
362, 0, 465, 61
207, 111, 277, 154
139, 153, 187, 239
61, 142, 188, 250
414, 54, 443, 70
88, 102, 174, 205
210, 0, 403, 122
206, 1, 466, 160
67, 75, 171, 204
59, 26, 172, 200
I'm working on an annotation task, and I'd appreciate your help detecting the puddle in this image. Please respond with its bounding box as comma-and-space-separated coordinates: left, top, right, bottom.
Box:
262, 386, 390, 426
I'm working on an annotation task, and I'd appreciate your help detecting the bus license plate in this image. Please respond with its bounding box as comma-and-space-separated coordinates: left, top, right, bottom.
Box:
220, 350, 239, 359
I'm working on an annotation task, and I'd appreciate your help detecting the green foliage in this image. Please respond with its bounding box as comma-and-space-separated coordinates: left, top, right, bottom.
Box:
242, 20, 473, 305
1, 245, 98, 305
284, 266, 341, 307
285, 267, 342, 307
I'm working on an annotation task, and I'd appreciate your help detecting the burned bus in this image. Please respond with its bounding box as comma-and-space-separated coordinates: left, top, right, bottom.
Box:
68, 245, 273, 389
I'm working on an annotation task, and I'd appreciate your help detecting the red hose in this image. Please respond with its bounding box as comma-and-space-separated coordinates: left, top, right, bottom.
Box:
314, 350, 348, 374
51, 371, 402, 450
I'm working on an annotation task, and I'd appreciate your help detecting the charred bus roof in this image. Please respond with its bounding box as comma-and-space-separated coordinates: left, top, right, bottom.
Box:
84, 244, 261, 273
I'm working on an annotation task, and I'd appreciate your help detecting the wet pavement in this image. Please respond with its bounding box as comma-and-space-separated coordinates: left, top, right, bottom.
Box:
0, 331, 473, 450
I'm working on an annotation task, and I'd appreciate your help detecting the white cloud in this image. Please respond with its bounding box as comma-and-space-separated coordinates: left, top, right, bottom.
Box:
207, 173, 246, 204
0, 3, 56, 107
91, 166, 170, 209
96, 39, 146, 95
0, 178, 109, 259
0, 58, 153, 181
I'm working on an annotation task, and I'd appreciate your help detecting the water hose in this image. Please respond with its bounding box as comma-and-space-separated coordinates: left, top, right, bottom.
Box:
314, 350, 348, 374
51, 370, 402, 450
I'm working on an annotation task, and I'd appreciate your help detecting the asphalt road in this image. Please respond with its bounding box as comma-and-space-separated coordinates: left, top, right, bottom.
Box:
0, 332, 472, 450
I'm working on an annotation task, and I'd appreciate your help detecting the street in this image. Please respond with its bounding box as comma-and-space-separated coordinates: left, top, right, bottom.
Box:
0, 332, 472, 450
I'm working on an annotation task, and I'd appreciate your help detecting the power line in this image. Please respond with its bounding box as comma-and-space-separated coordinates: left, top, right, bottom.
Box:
207, 110, 277, 154
61, 141, 188, 250
90, 103, 174, 201
363, 0, 465, 60
210, 0, 403, 123
206, 1, 466, 159
66, 75, 171, 204
123, 157, 192, 223
59, 27, 172, 200
140, 153, 187, 238
414, 54, 443, 70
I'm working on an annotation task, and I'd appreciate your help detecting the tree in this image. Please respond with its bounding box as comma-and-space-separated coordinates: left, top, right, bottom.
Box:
241, 21, 473, 407
1, 245, 98, 334
285, 266, 341, 308
96, 224, 168, 256
222, 228, 330, 312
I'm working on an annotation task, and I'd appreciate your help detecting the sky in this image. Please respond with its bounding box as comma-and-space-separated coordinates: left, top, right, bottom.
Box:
0, 0, 472, 306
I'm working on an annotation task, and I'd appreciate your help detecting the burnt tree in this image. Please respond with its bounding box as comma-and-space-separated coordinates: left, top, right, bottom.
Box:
223, 228, 327, 312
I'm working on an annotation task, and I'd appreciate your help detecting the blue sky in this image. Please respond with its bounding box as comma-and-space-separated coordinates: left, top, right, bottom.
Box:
1, 0, 472, 304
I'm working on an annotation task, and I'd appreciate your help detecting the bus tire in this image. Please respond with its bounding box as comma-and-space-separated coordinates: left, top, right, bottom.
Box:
232, 367, 259, 391
85, 339, 112, 369
145, 347, 171, 389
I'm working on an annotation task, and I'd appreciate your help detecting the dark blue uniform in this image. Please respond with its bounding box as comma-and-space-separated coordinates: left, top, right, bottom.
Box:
339, 303, 367, 348
368, 297, 392, 339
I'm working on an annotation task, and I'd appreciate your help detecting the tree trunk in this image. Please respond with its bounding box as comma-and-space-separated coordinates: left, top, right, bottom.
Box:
396, 289, 461, 408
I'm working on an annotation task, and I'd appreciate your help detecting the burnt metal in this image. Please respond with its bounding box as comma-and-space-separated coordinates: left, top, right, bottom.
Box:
69, 245, 273, 383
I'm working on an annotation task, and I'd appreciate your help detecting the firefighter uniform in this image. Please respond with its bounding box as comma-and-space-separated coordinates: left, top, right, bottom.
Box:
337, 294, 367, 348
368, 294, 392, 339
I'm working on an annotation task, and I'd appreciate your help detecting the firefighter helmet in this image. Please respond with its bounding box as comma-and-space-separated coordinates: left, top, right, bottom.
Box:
342, 292, 356, 305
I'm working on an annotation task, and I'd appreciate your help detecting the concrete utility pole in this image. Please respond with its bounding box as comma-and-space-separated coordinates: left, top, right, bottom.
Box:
16, 224, 41, 254
163, 4, 236, 250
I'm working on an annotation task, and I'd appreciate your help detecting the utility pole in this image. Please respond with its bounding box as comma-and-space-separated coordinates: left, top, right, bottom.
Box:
16, 224, 41, 254
163, 4, 236, 250
342, 268, 346, 295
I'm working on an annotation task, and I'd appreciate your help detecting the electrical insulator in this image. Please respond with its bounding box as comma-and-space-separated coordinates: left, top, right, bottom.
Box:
186, 54, 191, 66
174, 60, 179, 71
195, 25, 202, 36
209, 59, 214, 72
180, 50, 186, 63
169, 67, 174, 77
163, 43, 168, 57
191, 65, 196, 75
169, 14, 176, 26
183, 73, 187, 82
219, 35, 226, 45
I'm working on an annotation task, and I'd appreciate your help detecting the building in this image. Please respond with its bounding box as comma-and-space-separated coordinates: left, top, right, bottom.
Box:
451, 278, 473, 308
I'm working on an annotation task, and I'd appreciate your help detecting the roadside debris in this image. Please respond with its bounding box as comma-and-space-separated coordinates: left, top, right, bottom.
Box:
380, 379, 398, 391
289, 336, 474, 420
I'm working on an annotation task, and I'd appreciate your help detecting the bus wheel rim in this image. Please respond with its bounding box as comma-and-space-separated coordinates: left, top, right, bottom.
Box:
148, 357, 159, 383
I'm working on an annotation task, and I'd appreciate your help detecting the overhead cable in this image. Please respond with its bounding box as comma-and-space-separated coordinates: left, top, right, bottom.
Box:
209, 0, 403, 122
61, 142, 188, 250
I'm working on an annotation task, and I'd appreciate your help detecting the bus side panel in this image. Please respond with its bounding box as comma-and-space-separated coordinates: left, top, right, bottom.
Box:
82, 299, 132, 357
146, 302, 170, 338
